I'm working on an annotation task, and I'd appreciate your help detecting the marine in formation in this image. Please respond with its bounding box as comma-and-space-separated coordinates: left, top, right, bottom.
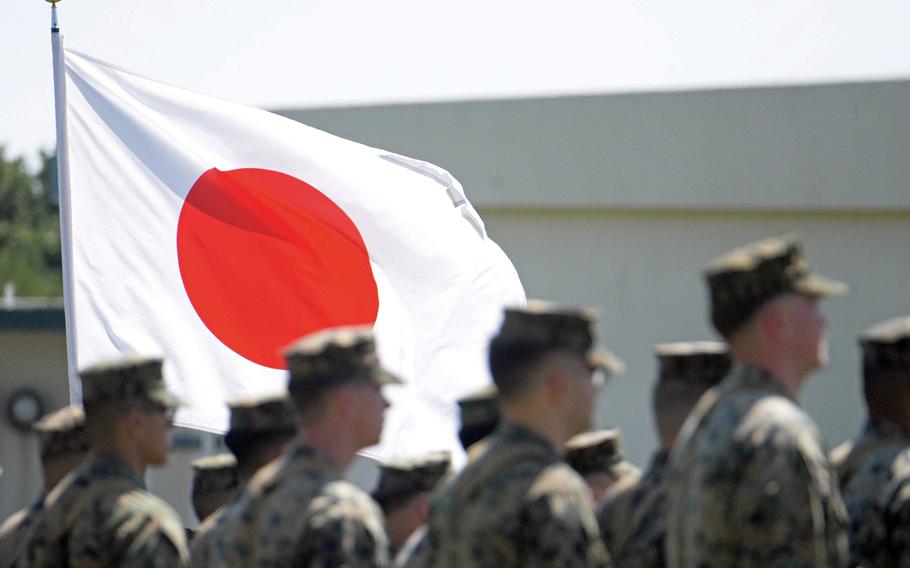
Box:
412, 301, 622, 567
831, 315, 910, 568
664, 235, 849, 568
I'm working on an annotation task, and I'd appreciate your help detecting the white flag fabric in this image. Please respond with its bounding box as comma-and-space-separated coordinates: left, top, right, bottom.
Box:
60, 48, 525, 460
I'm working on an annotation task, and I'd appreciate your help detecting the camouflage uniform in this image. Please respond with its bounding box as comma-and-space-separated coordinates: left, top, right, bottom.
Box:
457, 385, 500, 456
664, 364, 848, 568
21, 355, 188, 568
1, 495, 46, 568
564, 428, 640, 503
0, 405, 88, 568
408, 303, 622, 568
831, 316, 910, 568
22, 452, 189, 567
186, 453, 237, 561
416, 422, 611, 567
665, 236, 848, 568
372, 452, 451, 559
207, 442, 390, 567
207, 326, 396, 567
598, 341, 730, 568
833, 420, 910, 568
599, 449, 669, 568
191, 394, 294, 567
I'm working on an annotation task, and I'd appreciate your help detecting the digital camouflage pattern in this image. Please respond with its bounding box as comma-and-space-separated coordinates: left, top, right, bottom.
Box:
189, 505, 226, 568
565, 428, 638, 480
598, 449, 670, 568
206, 442, 389, 567
21, 452, 189, 568
372, 451, 451, 511
192, 453, 238, 495
283, 326, 401, 390
493, 301, 625, 374
78, 355, 180, 408
411, 421, 612, 568
0, 493, 46, 568
1, 406, 89, 567
703, 235, 847, 337
227, 394, 296, 434
831, 419, 910, 568
664, 365, 848, 568
32, 405, 89, 460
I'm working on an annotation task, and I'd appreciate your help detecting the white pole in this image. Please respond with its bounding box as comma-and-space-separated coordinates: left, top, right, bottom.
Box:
50, 0, 81, 404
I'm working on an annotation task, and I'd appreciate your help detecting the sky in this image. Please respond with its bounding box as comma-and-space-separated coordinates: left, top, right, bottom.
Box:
3, 0, 910, 168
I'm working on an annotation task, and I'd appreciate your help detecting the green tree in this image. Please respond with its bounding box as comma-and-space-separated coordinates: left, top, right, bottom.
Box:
0, 147, 63, 297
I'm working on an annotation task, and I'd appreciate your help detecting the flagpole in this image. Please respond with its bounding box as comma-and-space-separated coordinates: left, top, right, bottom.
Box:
49, 0, 81, 403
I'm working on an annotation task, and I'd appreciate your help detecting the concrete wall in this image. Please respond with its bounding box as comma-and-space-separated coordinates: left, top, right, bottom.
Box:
279, 79, 910, 211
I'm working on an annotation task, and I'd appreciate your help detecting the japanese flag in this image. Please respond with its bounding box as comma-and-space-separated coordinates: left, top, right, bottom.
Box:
59, 48, 525, 459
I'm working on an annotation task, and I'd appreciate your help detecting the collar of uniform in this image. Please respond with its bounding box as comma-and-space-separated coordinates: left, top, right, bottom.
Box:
495, 421, 560, 460
724, 364, 796, 402
281, 442, 342, 479
865, 418, 910, 443
84, 451, 147, 489
650, 448, 671, 471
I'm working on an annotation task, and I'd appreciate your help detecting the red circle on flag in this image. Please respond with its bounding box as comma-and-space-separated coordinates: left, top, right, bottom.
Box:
176, 167, 379, 370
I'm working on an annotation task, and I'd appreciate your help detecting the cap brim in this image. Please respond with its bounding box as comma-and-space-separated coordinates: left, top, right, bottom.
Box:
587, 349, 626, 375
794, 273, 848, 298
147, 387, 183, 409
372, 368, 403, 387
608, 460, 639, 479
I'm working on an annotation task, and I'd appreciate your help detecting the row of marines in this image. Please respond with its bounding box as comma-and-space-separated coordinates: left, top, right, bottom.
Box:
2, 234, 909, 566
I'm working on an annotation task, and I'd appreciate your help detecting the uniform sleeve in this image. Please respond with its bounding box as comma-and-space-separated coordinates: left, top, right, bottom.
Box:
886, 479, 910, 568
729, 431, 846, 568
113, 511, 190, 568
520, 491, 613, 568
596, 482, 634, 558
297, 506, 390, 568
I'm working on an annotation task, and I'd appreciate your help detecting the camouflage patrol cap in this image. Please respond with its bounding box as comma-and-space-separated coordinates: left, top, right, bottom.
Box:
228, 394, 296, 435
564, 429, 633, 476
371, 451, 451, 509
192, 453, 239, 495
458, 386, 499, 432
860, 316, 910, 373
656, 341, 732, 387
79, 355, 180, 408
32, 405, 89, 460
457, 386, 500, 450
283, 326, 402, 392
704, 235, 847, 337
491, 300, 625, 375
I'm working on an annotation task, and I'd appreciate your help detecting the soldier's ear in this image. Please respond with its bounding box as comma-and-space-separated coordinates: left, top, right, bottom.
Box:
121, 405, 146, 437
332, 383, 358, 418
757, 298, 787, 339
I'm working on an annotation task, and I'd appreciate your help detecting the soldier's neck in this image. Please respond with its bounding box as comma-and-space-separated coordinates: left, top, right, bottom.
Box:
92, 439, 147, 478
730, 343, 807, 397
297, 426, 357, 472
500, 409, 571, 453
